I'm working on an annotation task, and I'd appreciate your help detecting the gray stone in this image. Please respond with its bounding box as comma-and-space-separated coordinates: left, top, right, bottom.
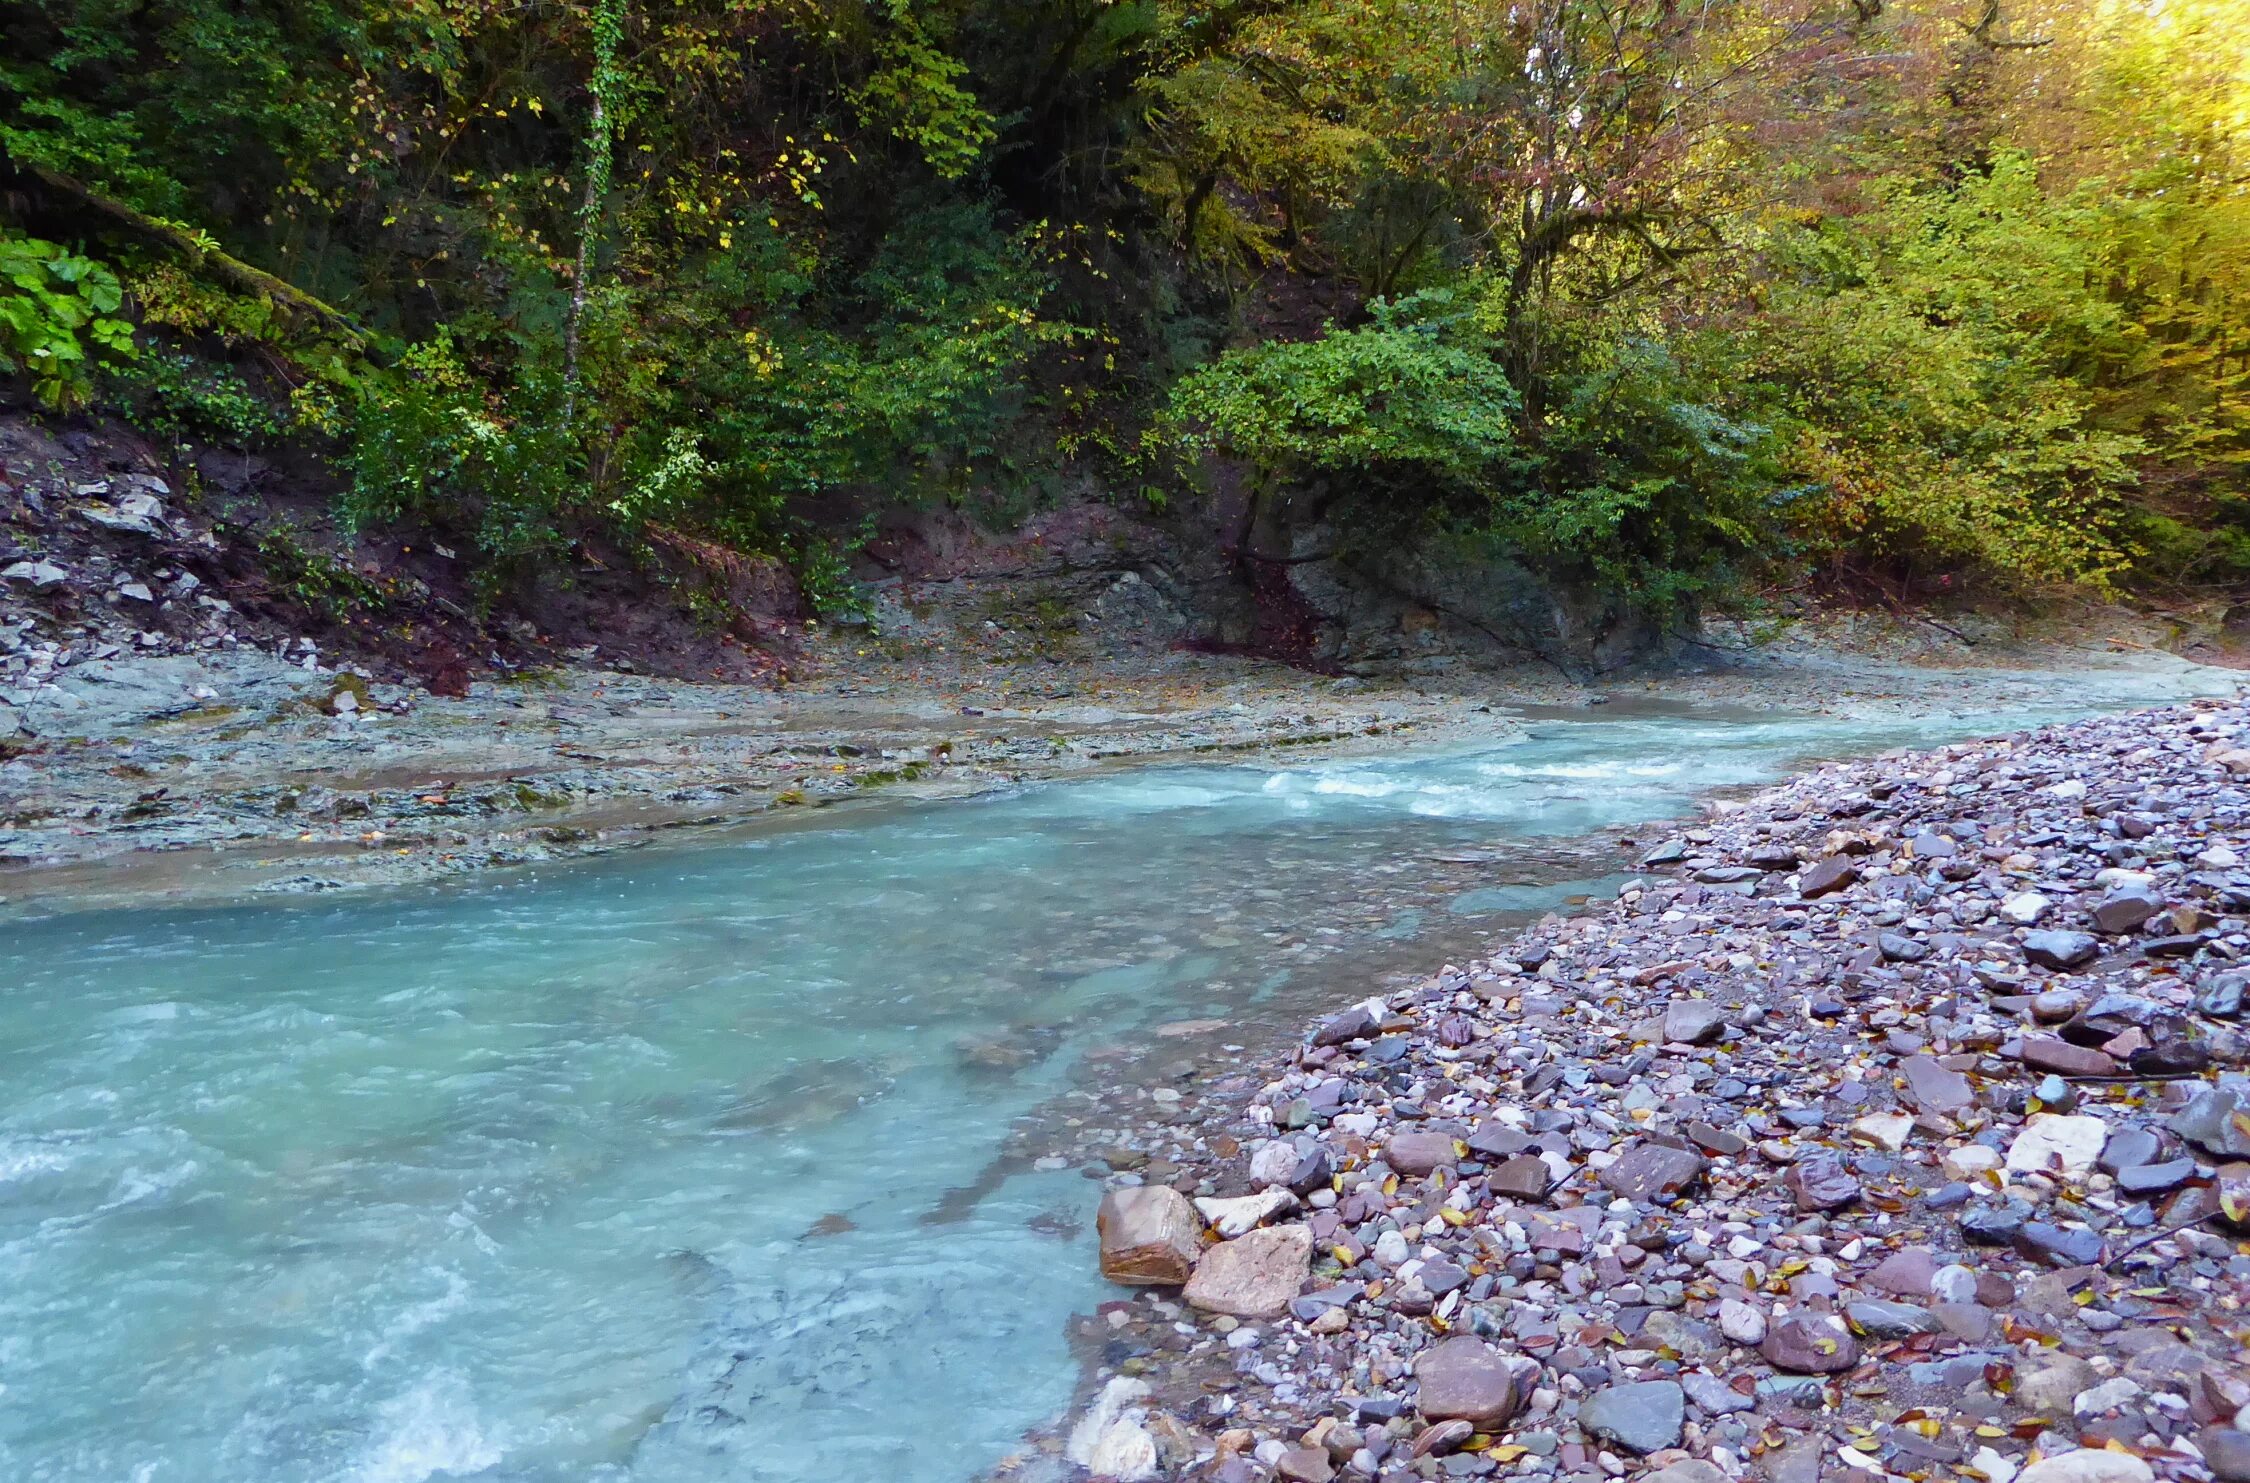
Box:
1901, 1054, 1975, 1115
1845, 1299, 1940, 1338
1388, 1130, 1461, 1177
2198, 1428, 2250, 1483
1599, 1142, 1705, 1202
1577, 1379, 1684, 1455
2014, 1351, 2097, 1416
2023, 931, 2101, 971
1682, 1371, 1755, 1416
1663, 999, 1727, 1045
1785, 1151, 1860, 1211
1799, 856, 1858, 898
2171, 1084, 2250, 1160
2092, 884, 2166, 935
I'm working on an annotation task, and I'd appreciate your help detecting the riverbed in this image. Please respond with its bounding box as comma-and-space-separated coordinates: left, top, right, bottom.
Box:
0, 679, 2234, 1482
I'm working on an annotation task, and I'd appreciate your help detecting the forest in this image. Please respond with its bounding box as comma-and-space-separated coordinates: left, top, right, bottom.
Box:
2, 0, 2247, 633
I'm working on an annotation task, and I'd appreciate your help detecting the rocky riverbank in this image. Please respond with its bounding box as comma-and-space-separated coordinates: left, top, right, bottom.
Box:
1050, 697, 2250, 1483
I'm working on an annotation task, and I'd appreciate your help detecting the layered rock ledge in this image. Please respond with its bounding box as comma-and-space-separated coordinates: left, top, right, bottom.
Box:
1055, 698, 2250, 1483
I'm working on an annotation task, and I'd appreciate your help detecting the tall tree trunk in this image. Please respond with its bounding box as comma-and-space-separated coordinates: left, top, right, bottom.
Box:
563, 0, 628, 426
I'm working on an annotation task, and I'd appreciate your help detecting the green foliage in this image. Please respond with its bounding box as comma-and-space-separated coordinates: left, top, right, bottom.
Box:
1499, 339, 1778, 612
1737, 164, 2155, 594
1160, 315, 1519, 493
3, 0, 2246, 628
104, 347, 282, 446
249, 519, 391, 621
0, 231, 134, 408
853, 10, 998, 181
339, 335, 577, 577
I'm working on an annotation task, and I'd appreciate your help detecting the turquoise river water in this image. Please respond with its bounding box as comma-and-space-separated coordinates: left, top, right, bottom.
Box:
0, 691, 2224, 1482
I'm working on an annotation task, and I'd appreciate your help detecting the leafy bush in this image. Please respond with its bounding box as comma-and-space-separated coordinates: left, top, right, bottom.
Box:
105, 346, 282, 446
1499, 338, 1779, 613
1159, 314, 1520, 494
1740, 185, 2148, 594
339, 335, 577, 579
0, 231, 135, 409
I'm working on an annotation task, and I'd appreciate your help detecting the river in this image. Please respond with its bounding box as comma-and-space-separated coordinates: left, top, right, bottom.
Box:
0, 691, 2225, 1482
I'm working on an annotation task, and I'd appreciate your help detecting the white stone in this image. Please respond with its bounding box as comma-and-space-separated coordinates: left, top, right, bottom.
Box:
1851, 1112, 1915, 1153
1066, 1376, 1151, 1468
1194, 1188, 1299, 1238
1717, 1298, 1766, 1345
1931, 1264, 1978, 1305
1373, 1229, 1411, 1266
2014, 1449, 2154, 1483
2046, 779, 2089, 801
1086, 1419, 1159, 1482
1, 559, 68, 588
2073, 1378, 2144, 1416
2199, 845, 2240, 869
1943, 1144, 2002, 1181
2006, 1114, 2109, 1181
1969, 1446, 2021, 1483
1248, 1141, 1299, 1188
2000, 892, 2054, 926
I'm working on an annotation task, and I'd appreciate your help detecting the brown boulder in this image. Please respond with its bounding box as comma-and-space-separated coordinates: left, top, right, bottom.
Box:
1098, 1185, 1202, 1285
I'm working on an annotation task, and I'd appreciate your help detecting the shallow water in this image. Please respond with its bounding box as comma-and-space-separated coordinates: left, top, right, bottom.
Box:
0, 695, 2218, 1482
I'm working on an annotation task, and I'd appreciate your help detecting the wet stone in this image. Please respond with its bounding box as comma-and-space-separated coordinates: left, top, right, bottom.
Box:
1098, 1186, 1202, 1285
1312, 1007, 1379, 1047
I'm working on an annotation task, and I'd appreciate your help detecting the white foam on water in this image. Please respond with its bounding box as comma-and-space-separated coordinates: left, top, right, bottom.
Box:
0, 1138, 72, 1183
350, 1373, 504, 1483
362, 1269, 471, 1370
